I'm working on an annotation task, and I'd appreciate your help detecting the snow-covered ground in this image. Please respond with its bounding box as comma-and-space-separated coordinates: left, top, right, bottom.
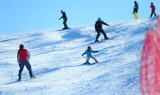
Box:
0, 19, 156, 95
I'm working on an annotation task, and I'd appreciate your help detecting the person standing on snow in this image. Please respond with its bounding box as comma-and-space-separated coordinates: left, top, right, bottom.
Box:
59, 10, 69, 29
17, 44, 35, 81
82, 46, 99, 64
150, 2, 157, 18
95, 17, 109, 42
133, 1, 139, 20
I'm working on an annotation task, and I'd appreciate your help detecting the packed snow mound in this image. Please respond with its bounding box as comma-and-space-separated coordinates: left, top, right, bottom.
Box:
0, 19, 156, 95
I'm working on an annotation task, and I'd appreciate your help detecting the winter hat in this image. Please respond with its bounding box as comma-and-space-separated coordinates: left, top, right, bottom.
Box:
98, 17, 101, 21
134, 1, 137, 4
20, 44, 24, 49
87, 46, 91, 50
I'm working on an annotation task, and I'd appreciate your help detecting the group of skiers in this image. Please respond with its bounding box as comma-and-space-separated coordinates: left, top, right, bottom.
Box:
17, 1, 158, 80
18, 14, 110, 80
133, 1, 157, 20
18, 10, 110, 80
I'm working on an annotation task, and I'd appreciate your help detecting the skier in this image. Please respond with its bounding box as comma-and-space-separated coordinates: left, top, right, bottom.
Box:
150, 2, 157, 18
133, 1, 139, 20
59, 10, 69, 29
17, 44, 35, 81
82, 46, 99, 64
95, 17, 109, 42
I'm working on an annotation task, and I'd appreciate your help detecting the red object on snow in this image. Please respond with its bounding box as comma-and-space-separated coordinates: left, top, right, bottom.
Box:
140, 16, 160, 95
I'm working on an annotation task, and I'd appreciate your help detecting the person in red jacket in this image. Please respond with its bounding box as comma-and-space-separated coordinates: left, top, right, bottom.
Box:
150, 2, 157, 18
17, 44, 34, 81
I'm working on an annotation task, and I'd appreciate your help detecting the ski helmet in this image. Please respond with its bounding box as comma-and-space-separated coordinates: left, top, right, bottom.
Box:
98, 17, 101, 21
87, 46, 91, 50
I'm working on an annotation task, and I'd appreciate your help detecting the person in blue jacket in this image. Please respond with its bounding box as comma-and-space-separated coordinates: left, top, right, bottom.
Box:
82, 46, 99, 64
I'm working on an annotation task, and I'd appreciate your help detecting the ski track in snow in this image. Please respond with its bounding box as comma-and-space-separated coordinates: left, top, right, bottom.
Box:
0, 19, 156, 95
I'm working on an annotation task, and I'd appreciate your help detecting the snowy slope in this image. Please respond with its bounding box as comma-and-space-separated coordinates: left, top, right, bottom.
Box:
0, 19, 156, 95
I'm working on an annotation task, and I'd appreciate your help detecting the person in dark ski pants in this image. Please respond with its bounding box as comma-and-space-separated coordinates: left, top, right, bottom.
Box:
17, 44, 35, 81
133, 1, 139, 20
150, 2, 157, 18
82, 46, 99, 64
59, 10, 69, 29
95, 17, 109, 42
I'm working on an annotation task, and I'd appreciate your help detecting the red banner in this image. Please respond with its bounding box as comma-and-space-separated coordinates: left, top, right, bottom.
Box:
140, 16, 160, 95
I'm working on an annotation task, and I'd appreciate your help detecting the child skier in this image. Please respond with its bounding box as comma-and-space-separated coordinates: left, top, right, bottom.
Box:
82, 46, 99, 64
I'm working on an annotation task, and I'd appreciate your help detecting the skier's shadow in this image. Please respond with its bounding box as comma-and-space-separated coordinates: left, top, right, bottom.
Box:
34, 62, 97, 76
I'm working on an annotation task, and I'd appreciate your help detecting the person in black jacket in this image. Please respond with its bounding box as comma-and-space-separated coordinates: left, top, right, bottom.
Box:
95, 17, 109, 42
59, 10, 69, 29
133, 1, 139, 20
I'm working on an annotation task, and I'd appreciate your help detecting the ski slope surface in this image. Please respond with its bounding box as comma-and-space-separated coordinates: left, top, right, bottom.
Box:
0, 19, 156, 95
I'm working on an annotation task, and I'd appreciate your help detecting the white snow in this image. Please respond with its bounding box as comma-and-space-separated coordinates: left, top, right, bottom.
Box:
0, 18, 156, 95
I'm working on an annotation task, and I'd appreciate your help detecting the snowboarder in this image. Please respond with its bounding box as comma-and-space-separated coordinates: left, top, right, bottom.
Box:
17, 44, 35, 81
133, 1, 139, 20
59, 10, 69, 29
95, 17, 109, 42
150, 2, 157, 18
82, 46, 99, 64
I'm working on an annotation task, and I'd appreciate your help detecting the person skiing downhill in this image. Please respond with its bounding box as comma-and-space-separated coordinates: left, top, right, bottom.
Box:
59, 10, 69, 29
17, 44, 35, 81
82, 46, 99, 64
133, 1, 139, 20
150, 2, 157, 18
95, 17, 109, 42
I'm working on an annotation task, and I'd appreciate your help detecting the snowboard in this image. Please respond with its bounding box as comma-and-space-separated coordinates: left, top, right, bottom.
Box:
83, 62, 98, 65
96, 39, 106, 43
90, 39, 107, 45
57, 27, 70, 31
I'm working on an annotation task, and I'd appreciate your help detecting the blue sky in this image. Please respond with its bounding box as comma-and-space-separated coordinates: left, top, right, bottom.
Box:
0, 0, 159, 34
